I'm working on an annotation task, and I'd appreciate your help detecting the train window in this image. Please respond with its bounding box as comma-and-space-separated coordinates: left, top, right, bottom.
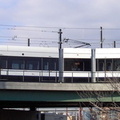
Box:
97, 59, 113, 71
97, 59, 105, 71
9, 59, 25, 69
64, 59, 72, 71
42, 58, 58, 70
64, 59, 82, 71
0, 58, 7, 69
72, 61, 81, 71
0, 56, 58, 71
64, 59, 91, 71
49, 58, 58, 70
106, 59, 113, 71
43, 58, 49, 70
26, 60, 39, 70
12, 63, 19, 69
12, 60, 24, 69
99, 62, 104, 71
84, 59, 91, 71
113, 59, 120, 71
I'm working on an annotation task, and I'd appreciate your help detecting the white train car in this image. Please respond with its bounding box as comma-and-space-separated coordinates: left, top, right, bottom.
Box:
96, 48, 120, 82
0, 45, 120, 83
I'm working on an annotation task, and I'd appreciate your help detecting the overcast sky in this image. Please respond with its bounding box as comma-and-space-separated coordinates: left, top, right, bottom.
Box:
0, 0, 120, 48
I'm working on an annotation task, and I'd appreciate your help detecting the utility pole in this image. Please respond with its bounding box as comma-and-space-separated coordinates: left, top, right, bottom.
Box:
114, 41, 116, 48
58, 29, 64, 82
100, 27, 103, 48
28, 38, 30, 46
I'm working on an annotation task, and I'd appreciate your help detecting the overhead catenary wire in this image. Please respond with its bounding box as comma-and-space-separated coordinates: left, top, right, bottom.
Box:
2, 24, 120, 30
1, 24, 120, 48
0, 24, 102, 29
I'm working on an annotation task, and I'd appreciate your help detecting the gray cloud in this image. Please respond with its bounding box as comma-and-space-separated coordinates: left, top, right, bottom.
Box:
1, 0, 120, 48
0, 0, 120, 27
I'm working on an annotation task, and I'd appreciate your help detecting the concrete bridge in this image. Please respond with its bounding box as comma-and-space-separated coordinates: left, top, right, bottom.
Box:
0, 82, 119, 109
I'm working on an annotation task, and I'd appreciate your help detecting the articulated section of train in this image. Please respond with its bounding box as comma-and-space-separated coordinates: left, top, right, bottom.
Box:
0, 45, 120, 83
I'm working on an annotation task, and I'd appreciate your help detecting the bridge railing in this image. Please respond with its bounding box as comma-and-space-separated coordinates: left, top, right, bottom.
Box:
1, 69, 119, 82
0, 69, 91, 82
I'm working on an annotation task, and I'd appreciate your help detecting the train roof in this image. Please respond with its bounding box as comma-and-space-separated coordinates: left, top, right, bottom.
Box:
0, 45, 120, 58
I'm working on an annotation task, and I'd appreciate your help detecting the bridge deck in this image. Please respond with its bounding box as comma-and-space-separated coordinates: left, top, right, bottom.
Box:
0, 82, 119, 108
0, 82, 119, 91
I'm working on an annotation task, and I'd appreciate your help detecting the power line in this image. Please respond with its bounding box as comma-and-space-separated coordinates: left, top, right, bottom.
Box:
1, 24, 120, 30
0, 36, 57, 40
0, 28, 58, 33
0, 24, 99, 29
0, 24, 60, 29
2, 24, 120, 30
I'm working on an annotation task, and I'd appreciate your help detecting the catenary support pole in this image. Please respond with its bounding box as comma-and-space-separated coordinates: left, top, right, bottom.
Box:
91, 49, 96, 82
114, 41, 116, 48
28, 38, 30, 46
100, 27, 103, 48
58, 29, 64, 82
